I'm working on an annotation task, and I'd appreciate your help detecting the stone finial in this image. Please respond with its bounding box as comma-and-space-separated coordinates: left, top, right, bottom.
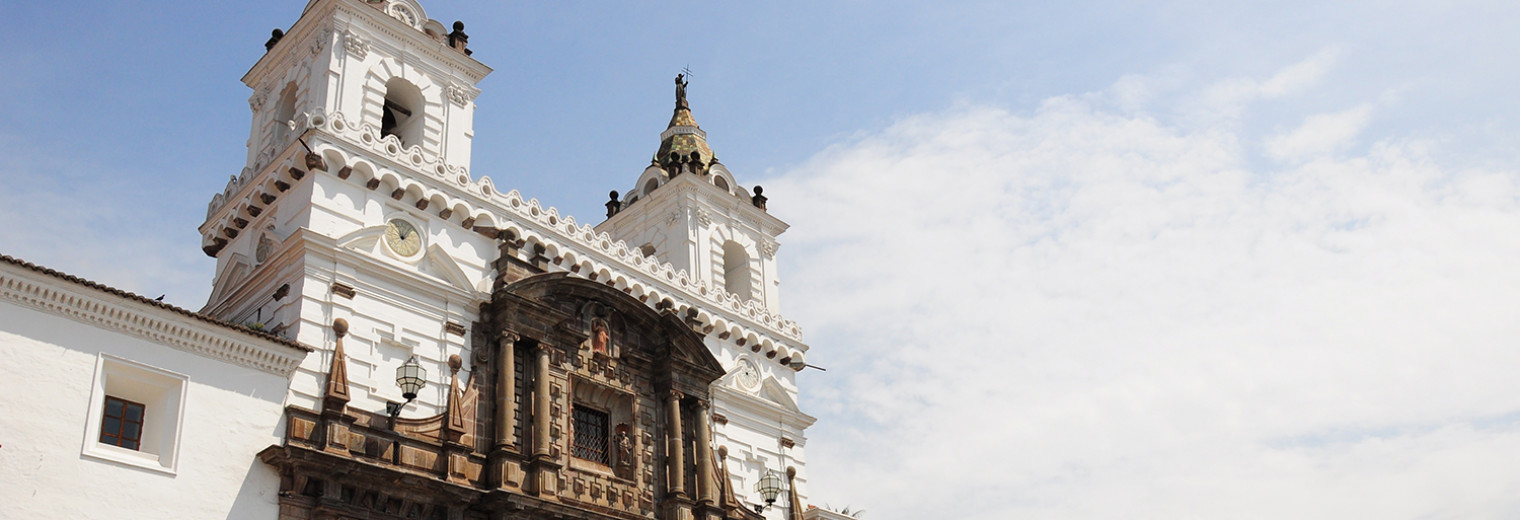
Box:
444, 353, 467, 440
786, 466, 804, 520
751, 185, 768, 210
323, 318, 352, 411
265, 29, 284, 52
606, 190, 621, 218
448, 21, 470, 54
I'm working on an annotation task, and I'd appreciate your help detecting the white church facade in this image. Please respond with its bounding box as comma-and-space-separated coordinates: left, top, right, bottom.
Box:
0, 1, 841, 519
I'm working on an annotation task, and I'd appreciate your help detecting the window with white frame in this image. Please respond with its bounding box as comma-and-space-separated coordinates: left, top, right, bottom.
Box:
81, 354, 188, 475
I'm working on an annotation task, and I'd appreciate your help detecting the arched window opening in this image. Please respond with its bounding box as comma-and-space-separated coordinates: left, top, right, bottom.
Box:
381, 78, 424, 147
644, 178, 659, 196
713, 175, 730, 193
722, 241, 752, 300
273, 82, 298, 146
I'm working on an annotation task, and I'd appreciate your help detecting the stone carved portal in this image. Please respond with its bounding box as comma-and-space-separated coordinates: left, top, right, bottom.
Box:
263, 273, 758, 520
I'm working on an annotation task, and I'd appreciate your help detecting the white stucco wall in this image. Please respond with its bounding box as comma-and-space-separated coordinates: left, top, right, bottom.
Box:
0, 302, 293, 520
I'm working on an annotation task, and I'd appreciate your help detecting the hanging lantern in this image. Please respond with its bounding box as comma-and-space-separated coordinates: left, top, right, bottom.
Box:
395, 355, 426, 400
755, 469, 784, 505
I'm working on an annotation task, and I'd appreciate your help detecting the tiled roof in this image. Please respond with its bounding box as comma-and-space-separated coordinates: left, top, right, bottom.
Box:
668, 106, 700, 129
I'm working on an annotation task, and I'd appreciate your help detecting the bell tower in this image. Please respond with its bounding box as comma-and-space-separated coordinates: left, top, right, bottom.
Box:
236, 0, 484, 177
596, 76, 788, 313
197, 0, 492, 417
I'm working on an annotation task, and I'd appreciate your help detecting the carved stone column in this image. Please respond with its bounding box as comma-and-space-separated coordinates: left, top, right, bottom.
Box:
491, 331, 524, 490
529, 342, 560, 497
534, 343, 553, 458
665, 390, 687, 498
495, 331, 518, 452
694, 399, 715, 506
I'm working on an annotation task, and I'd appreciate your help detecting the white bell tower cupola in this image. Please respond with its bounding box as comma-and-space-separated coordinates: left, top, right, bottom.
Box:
237, 0, 488, 179
198, 0, 491, 325
595, 76, 789, 313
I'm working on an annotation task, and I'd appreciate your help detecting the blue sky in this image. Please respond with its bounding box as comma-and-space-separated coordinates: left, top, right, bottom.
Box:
5, 1, 1520, 518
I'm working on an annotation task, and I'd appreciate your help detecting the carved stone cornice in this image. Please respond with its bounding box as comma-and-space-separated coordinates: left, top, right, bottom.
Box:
265, 115, 809, 366
0, 256, 309, 375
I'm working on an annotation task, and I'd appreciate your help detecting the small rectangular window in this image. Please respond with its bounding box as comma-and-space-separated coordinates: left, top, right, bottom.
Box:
82, 354, 187, 474
99, 396, 146, 450
572, 405, 610, 465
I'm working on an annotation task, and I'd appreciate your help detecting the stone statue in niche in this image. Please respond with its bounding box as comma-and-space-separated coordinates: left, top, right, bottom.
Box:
592, 319, 611, 356
581, 301, 620, 358
615, 424, 633, 468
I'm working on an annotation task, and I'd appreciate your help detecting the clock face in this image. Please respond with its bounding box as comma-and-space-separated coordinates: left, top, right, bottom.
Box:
384, 218, 423, 257
735, 358, 761, 391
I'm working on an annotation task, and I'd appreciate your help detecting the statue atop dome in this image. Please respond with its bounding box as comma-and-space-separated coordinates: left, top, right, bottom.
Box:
675, 73, 689, 110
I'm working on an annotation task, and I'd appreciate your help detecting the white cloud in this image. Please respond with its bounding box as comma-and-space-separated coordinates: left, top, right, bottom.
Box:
1266, 104, 1375, 161
1191, 47, 1343, 124
767, 66, 1520, 519
1260, 47, 1343, 98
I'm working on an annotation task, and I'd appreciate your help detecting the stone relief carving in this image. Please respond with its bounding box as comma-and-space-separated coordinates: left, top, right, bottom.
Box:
249, 88, 269, 112
446, 82, 476, 107
343, 30, 370, 60
309, 28, 330, 55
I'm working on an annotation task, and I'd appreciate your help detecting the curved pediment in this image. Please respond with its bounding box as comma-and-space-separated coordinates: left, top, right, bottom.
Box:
335, 225, 476, 292
500, 273, 725, 384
